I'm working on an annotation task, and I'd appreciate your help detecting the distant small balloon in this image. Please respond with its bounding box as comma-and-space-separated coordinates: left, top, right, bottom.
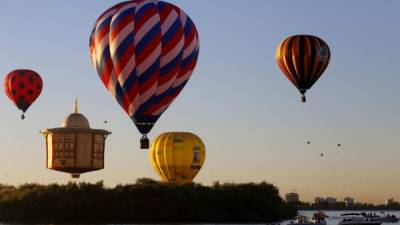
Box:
320, 153, 324, 157
104, 120, 107, 124
338, 144, 342, 147
307, 141, 311, 144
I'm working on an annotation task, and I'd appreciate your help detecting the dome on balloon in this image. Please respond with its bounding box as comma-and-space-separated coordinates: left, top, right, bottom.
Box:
62, 98, 90, 128
62, 114, 90, 128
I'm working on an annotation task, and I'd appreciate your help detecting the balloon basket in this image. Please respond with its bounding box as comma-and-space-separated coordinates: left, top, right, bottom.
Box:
140, 135, 150, 149
71, 173, 80, 179
301, 95, 306, 103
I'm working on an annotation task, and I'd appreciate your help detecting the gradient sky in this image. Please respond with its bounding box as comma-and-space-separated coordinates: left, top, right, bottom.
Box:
0, 0, 399, 204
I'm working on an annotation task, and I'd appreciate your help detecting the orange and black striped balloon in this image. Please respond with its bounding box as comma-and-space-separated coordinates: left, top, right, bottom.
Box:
276, 35, 330, 102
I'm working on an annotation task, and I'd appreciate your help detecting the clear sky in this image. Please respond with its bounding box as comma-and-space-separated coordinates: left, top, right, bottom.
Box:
0, 0, 399, 204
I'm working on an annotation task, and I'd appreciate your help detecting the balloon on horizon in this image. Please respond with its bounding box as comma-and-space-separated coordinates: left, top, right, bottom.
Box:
276, 35, 331, 103
4, 69, 43, 120
89, 0, 200, 149
149, 132, 206, 185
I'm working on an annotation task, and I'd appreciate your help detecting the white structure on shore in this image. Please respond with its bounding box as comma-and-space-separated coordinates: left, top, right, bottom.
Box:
344, 197, 354, 206
386, 198, 396, 205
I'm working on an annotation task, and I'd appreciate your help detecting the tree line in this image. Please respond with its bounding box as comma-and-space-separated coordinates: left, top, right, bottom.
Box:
0, 178, 296, 223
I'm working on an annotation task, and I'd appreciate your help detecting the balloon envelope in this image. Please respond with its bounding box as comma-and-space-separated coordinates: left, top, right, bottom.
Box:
4, 69, 43, 118
276, 35, 330, 102
89, 1, 200, 143
149, 132, 206, 184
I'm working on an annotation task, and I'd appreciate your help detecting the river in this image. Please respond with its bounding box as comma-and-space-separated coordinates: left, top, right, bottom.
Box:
0, 210, 399, 225
286, 210, 400, 225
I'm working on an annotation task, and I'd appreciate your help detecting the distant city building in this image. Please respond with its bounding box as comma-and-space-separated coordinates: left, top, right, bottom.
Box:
354, 202, 364, 206
285, 192, 300, 204
386, 198, 395, 205
314, 197, 325, 205
344, 197, 354, 206
325, 197, 337, 204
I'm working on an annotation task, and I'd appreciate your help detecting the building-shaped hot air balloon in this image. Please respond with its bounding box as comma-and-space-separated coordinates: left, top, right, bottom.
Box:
40, 99, 111, 178
149, 132, 206, 184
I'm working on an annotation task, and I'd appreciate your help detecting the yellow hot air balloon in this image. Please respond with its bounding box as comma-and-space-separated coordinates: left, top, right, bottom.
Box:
149, 132, 206, 184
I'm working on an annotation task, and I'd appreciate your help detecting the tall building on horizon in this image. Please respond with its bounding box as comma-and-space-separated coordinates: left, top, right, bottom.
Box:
285, 192, 300, 204
325, 197, 337, 205
314, 197, 325, 205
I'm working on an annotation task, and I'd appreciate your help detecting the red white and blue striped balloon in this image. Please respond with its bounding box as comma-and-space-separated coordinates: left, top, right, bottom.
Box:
90, 0, 199, 138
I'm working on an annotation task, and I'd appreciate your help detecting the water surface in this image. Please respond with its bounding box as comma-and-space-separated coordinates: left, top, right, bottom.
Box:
1, 210, 400, 225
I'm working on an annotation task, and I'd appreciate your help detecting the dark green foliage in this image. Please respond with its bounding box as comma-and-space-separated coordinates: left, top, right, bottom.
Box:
0, 179, 296, 223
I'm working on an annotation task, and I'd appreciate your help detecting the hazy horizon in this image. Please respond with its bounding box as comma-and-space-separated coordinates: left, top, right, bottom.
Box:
0, 0, 399, 205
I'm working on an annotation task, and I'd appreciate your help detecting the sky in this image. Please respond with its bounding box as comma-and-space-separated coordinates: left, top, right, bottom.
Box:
0, 0, 399, 204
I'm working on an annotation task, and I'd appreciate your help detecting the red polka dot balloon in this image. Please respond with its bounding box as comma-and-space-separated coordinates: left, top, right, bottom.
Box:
4, 69, 43, 119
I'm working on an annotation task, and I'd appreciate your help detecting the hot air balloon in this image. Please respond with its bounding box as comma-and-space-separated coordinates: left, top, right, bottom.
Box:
149, 132, 206, 184
89, 0, 200, 149
276, 35, 330, 102
4, 69, 43, 119
40, 99, 111, 179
